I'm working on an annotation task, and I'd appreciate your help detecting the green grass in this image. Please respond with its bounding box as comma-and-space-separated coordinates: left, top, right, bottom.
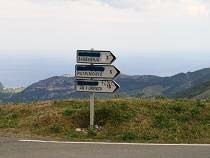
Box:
0, 99, 210, 143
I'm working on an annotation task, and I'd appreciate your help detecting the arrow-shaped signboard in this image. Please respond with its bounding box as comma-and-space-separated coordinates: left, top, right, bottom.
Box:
76, 80, 119, 93
77, 50, 116, 64
75, 65, 120, 79
75, 49, 120, 128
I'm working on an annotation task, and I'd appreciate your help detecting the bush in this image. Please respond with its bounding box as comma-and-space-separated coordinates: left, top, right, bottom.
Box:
169, 104, 186, 113
63, 108, 74, 116
108, 104, 136, 124
66, 130, 80, 139
153, 113, 171, 129
191, 107, 201, 118
120, 132, 137, 141
141, 133, 159, 141
87, 129, 97, 137
175, 113, 190, 122
196, 100, 205, 108
95, 107, 111, 126
49, 123, 63, 133
71, 110, 90, 128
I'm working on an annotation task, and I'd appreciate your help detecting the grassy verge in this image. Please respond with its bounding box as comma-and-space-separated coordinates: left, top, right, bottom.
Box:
0, 99, 210, 143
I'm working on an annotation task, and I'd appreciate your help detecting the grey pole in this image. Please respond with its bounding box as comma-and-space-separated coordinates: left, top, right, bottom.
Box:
90, 92, 95, 129
90, 48, 95, 129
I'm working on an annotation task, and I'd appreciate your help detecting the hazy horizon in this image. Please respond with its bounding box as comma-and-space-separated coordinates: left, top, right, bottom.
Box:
0, 50, 210, 88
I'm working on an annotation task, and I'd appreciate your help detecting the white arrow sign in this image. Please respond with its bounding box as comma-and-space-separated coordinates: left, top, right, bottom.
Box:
77, 50, 116, 64
76, 80, 120, 93
75, 65, 120, 79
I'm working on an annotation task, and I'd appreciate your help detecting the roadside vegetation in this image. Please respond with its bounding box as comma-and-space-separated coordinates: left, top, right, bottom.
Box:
0, 99, 210, 143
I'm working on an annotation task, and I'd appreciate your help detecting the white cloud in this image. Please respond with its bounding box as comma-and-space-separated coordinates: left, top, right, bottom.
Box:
0, 0, 209, 55
97, 0, 210, 16
187, 2, 209, 16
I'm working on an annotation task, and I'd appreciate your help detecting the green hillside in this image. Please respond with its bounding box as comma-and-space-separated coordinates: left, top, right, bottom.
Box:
0, 99, 209, 143
176, 80, 210, 99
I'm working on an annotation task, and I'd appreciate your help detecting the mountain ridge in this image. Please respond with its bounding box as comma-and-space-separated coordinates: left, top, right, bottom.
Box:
0, 82, 3, 91
2, 68, 210, 102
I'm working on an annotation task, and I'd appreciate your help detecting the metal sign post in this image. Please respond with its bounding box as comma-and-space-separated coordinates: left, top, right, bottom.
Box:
75, 49, 120, 129
90, 60, 95, 129
90, 92, 95, 129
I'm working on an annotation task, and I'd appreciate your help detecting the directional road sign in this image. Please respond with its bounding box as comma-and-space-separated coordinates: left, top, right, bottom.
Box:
75, 65, 120, 79
76, 80, 120, 93
77, 50, 116, 64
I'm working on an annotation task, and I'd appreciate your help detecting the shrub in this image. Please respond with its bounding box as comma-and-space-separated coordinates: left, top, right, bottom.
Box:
120, 132, 137, 141
169, 104, 186, 113
191, 107, 201, 118
49, 123, 63, 133
141, 133, 159, 141
95, 107, 111, 126
108, 104, 136, 124
87, 129, 97, 137
63, 108, 74, 116
71, 110, 90, 128
196, 100, 205, 108
153, 113, 171, 129
175, 113, 190, 122
66, 130, 80, 139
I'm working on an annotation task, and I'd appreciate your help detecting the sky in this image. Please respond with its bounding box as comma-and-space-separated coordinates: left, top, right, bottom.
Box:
0, 0, 210, 87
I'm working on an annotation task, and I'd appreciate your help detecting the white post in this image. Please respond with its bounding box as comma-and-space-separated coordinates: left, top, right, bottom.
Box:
90, 92, 95, 129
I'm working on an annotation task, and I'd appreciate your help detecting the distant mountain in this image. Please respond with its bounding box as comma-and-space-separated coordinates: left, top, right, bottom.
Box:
176, 80, 210, 99
0, 92, 13, 103
0, 82, 13, 103
7, 68, 210, 102
116, 68, 210, 98
0, 82, 3, 91
11, 76, 74, 102
10, 76, 87, 102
